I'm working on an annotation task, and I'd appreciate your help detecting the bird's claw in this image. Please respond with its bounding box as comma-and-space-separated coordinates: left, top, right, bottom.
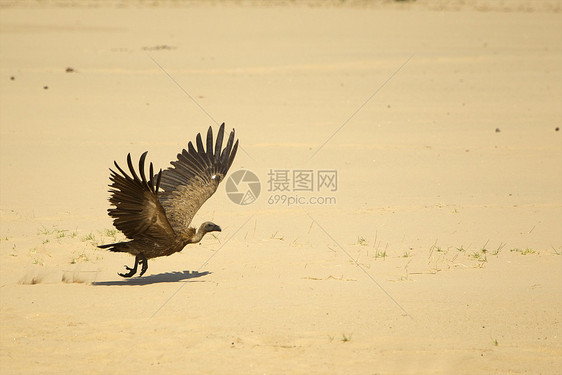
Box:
118, 264, 137, 278
117, 254, 148, 278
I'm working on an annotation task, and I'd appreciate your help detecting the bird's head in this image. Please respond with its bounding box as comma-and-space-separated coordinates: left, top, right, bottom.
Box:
190, 221, 222, 244
200, 221, 222, 234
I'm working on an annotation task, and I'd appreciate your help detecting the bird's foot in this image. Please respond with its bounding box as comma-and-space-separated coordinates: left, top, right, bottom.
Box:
118, 254, 148, 278
118, 265, 137, 278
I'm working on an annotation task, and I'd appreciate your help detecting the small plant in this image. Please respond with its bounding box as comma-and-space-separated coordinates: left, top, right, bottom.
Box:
270, 231, 284, 240
492, 338, 499, 346
471, 251, 488, 263
402, 250, 411, 258
357, 236, 368, 246
341, 333, 352, 342
480, 240, 489, 254
38, 225, 51, 235
398, 260, 412, 281
10, 243, 17, 256
375, 249, 387, 259
32, 257, 44, 266
492, 242, 506, 256
71, 252, 90, 264
470, 251, 481, 259
81, 232, 98, 246
55, 229, 68, 239
36, 226, 78, 243
103, 228, 118, 242
83, 233, 95, 241
510, 248, 536, 255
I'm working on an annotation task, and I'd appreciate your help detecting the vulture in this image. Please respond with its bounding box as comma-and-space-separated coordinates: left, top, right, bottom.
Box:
98, 123, 238, 278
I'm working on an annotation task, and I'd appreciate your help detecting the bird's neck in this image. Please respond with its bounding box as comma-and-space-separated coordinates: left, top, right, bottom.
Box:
189, 226, 206, 244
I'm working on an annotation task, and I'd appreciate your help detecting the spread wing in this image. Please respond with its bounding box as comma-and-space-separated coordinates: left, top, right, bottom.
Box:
158, 123, 238, 235
107, 152, 176, 242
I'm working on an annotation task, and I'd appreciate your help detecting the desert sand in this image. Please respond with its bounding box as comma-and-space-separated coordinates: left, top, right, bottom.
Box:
1, 1, 561, 374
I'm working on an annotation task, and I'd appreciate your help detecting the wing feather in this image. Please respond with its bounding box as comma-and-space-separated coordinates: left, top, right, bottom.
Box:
206, 126, 214, 161
107, 152, 176, 242
214, 126, 224, 162
228, 140, 239, 171
159, 123, 238, 235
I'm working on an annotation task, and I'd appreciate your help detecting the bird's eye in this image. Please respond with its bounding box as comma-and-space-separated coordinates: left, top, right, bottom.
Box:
211, 175, 216, 180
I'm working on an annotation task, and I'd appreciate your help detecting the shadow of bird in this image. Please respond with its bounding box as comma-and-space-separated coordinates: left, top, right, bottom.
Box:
92, 270, 211, 286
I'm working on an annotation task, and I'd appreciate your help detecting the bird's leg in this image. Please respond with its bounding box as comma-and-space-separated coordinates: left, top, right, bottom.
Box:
118, 254, 141, 278
138, 254, 149, 277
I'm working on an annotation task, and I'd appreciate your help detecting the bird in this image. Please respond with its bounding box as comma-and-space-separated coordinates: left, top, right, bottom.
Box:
98, 123, 238, 278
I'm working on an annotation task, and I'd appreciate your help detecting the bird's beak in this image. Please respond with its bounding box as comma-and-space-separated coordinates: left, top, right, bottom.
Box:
214, 225, 222, 232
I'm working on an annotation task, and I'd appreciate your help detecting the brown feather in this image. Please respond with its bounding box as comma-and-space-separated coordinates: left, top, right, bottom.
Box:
159, 123, 237, 235
106, 152, 175, 243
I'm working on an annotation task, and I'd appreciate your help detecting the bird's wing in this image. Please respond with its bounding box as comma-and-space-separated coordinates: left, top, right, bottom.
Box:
107, 152, 176, 242
158, 123, 238, 234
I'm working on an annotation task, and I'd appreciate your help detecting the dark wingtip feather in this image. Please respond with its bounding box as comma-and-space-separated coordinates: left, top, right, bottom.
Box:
155, 169, 162, 194
196, 133, 205, 155
214, 124, 225, 160
221, 129, 235, 163
206, 126, 213, 158
149, 162, 154, 191
127, 153, 141, 182
139, 151, 149, 187
227, 139, 239, 171
113, 160, 129, 180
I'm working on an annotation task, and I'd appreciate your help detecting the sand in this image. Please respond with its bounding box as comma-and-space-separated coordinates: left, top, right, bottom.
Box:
1, 1, 561, 374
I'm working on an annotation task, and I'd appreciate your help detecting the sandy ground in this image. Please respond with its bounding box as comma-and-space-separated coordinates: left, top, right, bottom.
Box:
1, 1, 561, 374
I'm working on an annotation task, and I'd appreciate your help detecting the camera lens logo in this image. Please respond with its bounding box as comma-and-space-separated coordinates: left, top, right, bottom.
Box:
225, 170, 261, 205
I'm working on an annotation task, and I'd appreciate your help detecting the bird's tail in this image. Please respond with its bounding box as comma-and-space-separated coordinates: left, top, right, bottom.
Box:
97, 241, 129, 252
